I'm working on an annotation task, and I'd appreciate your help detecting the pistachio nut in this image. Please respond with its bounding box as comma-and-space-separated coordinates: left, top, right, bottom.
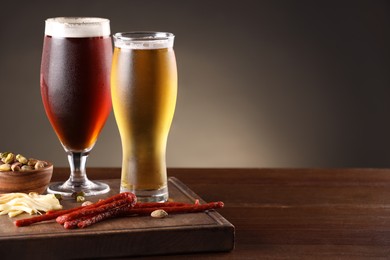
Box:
0, 152, 50, 172
27, 158, 38, 166
34, 160, 47, 170
20, 165, 34, 171
151, 209, 168, 218
16, 154, 28, 164
3, 153, 15, 164
81, 201, 93, 206
71, 191, 85, 199
11, 162, 22, 172
76, 196, 85, 203
0, 163, 11, 171
0, 152, 9, 159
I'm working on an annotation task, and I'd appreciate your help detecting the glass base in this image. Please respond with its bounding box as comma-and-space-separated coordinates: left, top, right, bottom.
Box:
120, 186, 168, 203
47, 180, 110, 197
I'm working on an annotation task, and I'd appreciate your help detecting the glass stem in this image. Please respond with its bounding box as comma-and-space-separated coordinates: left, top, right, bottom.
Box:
67, 151, 90, 187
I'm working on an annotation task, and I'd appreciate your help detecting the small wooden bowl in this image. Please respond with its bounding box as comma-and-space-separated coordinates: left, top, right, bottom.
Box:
0, 162, 53, 194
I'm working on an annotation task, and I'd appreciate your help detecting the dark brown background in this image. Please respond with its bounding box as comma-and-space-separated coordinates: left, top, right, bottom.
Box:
0, 0, 389, 168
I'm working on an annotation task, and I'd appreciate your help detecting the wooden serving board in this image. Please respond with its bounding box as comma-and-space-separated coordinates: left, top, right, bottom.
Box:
0, 177, 234, 259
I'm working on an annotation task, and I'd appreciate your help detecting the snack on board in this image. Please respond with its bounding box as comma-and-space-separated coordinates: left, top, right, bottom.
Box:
0, 192, 62, 217
0, 152, 48, 172
0, 151, 53, 194
14, 192, 224, 229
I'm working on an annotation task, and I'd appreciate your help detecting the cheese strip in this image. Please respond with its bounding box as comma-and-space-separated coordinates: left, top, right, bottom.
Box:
0, 192, 62, 217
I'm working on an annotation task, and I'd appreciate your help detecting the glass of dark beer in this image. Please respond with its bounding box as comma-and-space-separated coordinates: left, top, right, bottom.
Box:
40, 17, 112, 196
111, 32, 177, 202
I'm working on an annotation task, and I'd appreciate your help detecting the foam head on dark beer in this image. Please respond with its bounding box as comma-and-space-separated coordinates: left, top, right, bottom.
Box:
45, 17, 110, 38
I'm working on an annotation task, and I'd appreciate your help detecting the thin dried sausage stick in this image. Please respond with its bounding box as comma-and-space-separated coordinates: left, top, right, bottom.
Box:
57, 193, 136, 224
63, 215, 92, 229
46, 192, 132, 215
76, 205, 131, 229
57, 196, 135, 224
13, 207, 88, 227
14, 192, 135, 227
133, 202, 189, 208
75, 201, 224, 229
65, 201, 188, 228
14, 210, 67, 227
48, 192, 132, 215
125, 201, 224, 216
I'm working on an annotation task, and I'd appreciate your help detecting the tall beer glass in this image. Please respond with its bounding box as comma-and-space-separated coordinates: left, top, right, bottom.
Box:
111, 32, 177, 202
40, 17, 112, 196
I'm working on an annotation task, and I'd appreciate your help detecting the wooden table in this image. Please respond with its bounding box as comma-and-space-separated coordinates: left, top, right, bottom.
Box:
51, 168, 390, 259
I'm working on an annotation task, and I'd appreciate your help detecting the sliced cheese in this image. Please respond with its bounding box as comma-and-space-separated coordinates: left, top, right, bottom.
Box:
0, 192, 62, 217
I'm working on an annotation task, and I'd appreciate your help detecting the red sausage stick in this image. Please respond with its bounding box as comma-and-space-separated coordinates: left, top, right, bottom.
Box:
14, 191, 223, 230
74, 201, 224, 229
63, 215, 93, 229
76, 204, 131, 229
57, 195, 136, 224
46, 192, 134, 215
14, 192, 135, 227
125, 201, 224, 216
133, 202, 190, 208
14, 208, 79, 227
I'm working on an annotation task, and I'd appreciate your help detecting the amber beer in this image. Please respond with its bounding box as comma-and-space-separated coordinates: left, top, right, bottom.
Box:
41, 36, 112, 151
111, 32, 177, 202
41, 18, 112, 151
40, 17, 112, 196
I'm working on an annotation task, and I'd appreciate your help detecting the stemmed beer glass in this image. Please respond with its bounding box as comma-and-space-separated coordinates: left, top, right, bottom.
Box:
40, 17, 112, 196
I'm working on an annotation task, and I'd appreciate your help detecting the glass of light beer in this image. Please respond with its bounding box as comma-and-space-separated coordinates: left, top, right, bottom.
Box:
40, 17, 112, 196
111, 32, 177, 202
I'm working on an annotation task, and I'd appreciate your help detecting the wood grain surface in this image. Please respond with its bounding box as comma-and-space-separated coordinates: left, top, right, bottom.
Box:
0, 175, 234, 259
7, 167, 390, 259
161, 168, 390, 259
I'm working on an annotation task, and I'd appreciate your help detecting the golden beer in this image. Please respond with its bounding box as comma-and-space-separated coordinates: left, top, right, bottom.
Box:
111, 32, 177, 202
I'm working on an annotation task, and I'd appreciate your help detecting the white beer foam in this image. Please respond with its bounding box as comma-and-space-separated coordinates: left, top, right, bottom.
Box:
114, 32, 174, 50
45, 17, 110, 38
